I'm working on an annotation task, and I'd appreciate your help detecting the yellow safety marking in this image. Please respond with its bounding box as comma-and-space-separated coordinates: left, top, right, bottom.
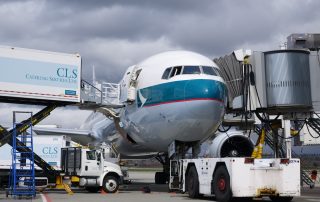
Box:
251, 128, 265, 159
63, 183, 74, 195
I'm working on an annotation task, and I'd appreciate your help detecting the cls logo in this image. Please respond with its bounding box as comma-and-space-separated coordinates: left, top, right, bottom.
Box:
42, 147, 58, 154
57, 68, 78, 79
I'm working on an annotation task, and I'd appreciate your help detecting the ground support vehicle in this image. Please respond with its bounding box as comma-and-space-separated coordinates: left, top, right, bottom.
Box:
170, 157, 300, 202
61, 147, 123, 193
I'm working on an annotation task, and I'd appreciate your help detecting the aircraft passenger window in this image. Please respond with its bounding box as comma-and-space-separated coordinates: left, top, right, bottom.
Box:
162, 67, 172, 79
169, 66, 182, 78
86, 150, 96, 160
182, 66, 200, 74
202, 66, 217, 76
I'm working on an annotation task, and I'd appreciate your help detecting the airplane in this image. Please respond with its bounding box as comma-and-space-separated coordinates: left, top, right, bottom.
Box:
34, 50, 253, 183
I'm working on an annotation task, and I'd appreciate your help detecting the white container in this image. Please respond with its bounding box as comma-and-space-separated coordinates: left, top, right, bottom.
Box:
0, 46, 81, 103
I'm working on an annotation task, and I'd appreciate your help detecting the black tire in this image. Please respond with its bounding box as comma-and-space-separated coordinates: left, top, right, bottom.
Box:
102, 175, 119, 193
232, 197, 253, 202
85, 187, 100, 193
187, 166, 200, 198
155, 172, 167, 184
269, 196, 293, 202
155, 172, 161, 184
213, 166, 232, 202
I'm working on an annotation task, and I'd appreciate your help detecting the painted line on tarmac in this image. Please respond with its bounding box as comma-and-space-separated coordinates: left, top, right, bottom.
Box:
40, 193, 52, 202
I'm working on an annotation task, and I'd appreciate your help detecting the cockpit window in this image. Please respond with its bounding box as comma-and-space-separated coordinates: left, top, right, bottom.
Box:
202, 66, 217, 76
169, 66, 182, 78
182, 66, 200, 74
162, 67, 172, 79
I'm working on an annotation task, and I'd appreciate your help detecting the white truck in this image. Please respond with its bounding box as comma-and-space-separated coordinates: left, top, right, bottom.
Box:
0, 46, 82, 104
61, 147, 123, 193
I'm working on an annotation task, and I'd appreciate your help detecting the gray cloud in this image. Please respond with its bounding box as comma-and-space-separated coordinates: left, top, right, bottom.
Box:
0, 0, 319, 128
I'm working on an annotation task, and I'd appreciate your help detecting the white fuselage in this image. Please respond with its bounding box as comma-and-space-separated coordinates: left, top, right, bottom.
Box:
112, 51, 227, 156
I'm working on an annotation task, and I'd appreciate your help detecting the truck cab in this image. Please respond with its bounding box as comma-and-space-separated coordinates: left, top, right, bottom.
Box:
61, 147, 123, 193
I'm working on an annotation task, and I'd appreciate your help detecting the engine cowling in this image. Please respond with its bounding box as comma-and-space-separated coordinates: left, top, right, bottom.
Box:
204, 129, 254, 158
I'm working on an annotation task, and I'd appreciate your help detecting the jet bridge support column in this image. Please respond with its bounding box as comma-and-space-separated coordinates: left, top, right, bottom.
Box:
283, 119, 292, 159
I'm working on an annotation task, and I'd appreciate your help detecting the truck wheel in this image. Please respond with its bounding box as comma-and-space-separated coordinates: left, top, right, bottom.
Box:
269, 196, 293, 202
85, 187, 100, 193
213, 166, 232, 202
102, 176, 119, 193
187, 166, 200, 198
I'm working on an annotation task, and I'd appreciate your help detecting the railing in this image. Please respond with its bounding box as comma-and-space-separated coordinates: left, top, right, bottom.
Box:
80, 80, 121, 106
81, 80, 103, 104
101, 82, 121, 105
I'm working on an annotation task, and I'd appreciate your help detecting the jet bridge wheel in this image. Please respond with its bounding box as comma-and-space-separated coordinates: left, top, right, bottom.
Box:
213, 165, 232, 202
187, 166, 200, 198
269, 196, 293, 202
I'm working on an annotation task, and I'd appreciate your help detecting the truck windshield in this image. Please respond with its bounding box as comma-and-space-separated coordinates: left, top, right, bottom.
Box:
86, 150, 96, 160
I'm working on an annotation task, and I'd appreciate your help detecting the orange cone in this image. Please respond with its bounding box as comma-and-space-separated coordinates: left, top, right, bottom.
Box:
101, 188, 107, 195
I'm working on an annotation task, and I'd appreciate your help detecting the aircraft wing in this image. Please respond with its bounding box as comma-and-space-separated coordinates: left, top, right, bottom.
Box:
33, 127, 97, 146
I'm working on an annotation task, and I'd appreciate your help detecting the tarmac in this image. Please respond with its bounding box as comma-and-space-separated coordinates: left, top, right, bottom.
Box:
1, 171, 319, 202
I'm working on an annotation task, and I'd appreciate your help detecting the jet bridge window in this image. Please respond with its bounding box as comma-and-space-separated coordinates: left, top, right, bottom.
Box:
86, 150, 96, 160
169, 66, 182, 78
182, 66, 200, 74
202, 66, 217, 76
213, 67, 221, 76
162, 67, 172, 79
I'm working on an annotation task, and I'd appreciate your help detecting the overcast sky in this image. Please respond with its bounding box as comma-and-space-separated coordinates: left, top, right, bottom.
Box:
0, 0, 319, 128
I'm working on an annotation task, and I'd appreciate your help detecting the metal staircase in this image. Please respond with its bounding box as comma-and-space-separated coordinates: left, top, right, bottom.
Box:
0, 105, 58, 176
9, 112, 36, 198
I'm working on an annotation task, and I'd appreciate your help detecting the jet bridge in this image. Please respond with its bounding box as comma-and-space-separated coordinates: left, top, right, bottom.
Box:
214, 48, 320, 188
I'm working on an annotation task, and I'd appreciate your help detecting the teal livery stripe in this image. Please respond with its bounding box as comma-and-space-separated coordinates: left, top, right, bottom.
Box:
137, 79, 226, 108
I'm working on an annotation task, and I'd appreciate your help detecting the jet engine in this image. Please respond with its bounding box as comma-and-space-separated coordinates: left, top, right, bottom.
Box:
204, 129, 254, 158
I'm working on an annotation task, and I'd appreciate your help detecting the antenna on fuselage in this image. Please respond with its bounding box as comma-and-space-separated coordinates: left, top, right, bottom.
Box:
92, 65, 96, 85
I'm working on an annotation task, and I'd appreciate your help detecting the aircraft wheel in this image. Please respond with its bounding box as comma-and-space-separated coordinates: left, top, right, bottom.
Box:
187, 166, 200, 198
213, 165, 232, 202
102, 175, 119, 193
269, 196, 293, 202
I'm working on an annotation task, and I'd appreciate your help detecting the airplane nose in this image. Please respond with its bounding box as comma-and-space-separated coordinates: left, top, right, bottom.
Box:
184, 79, 226, 104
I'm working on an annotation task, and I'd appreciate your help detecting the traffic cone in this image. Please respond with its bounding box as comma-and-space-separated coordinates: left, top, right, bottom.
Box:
101, 188, 107, 195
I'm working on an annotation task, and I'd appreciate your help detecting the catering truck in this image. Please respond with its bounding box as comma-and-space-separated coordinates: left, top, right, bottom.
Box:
0, 46, 82, 104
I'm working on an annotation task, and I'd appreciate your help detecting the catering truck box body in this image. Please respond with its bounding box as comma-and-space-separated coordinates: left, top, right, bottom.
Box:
0, 46, 81, 103
0, 135, 76, 171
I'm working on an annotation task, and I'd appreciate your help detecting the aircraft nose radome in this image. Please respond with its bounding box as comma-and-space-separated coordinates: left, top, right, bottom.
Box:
183, 79, 226, 104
